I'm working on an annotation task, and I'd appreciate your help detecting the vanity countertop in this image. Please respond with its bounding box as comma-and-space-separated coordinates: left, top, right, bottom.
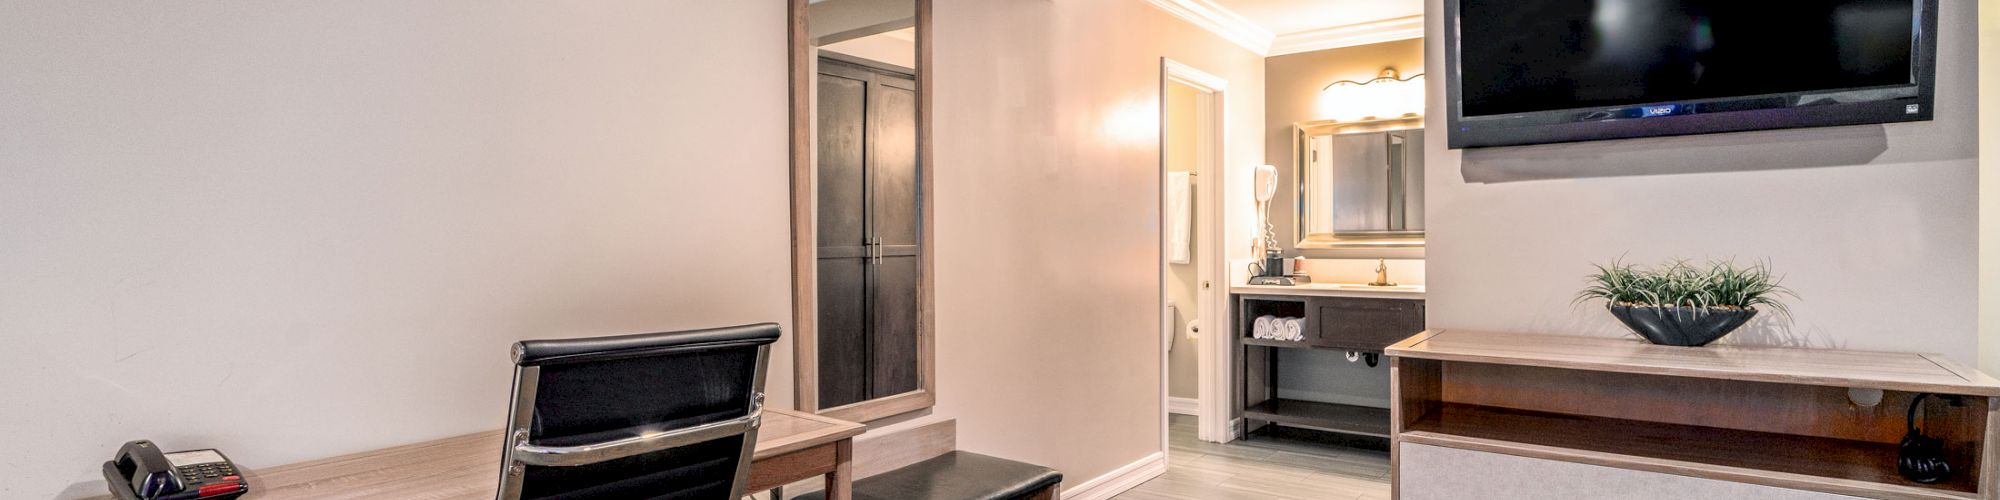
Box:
1231, 283, 1426, 300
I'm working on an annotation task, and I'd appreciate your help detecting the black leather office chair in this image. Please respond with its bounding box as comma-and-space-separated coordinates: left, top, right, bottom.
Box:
496, 323, 781, 500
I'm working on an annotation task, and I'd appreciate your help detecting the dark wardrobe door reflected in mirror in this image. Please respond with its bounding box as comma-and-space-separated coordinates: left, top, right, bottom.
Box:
809, 0, 922, 410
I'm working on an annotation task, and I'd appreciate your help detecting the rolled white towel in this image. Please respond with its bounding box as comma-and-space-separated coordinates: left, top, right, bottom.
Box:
1253, 315, 1276, 339
1285, 318, 1304, 341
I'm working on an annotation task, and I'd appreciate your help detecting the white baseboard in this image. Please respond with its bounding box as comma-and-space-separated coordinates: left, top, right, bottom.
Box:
1167, 397, 1199, 416
1061, 452, 1166, 500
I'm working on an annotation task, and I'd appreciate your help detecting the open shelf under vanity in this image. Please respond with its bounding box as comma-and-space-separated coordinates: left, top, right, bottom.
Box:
1235, 292, 1425, 441
1244, 398, 1392, 438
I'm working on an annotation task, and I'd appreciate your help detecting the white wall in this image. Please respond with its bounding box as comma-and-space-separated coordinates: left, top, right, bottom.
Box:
0, 2, 792, 498
1423, 0, 1981, 362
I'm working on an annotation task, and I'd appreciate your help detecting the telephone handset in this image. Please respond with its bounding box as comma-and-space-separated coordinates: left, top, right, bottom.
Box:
104, 440, 249, 500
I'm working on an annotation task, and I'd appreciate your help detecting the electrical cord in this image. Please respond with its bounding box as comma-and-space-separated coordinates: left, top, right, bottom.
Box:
1898, 393, 1953, 484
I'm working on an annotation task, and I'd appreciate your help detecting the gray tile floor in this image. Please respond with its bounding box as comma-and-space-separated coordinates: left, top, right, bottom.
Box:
1116, 415, 1391, 500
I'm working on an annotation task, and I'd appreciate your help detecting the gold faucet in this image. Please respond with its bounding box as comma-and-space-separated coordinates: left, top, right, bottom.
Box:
1369, 259, 1397, 287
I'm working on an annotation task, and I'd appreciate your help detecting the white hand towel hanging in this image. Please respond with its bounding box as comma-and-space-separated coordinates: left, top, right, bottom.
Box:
1167, 172, 1193, 265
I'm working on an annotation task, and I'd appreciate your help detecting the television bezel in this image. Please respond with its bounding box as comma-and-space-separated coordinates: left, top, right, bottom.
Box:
1442, 0, 1939, 149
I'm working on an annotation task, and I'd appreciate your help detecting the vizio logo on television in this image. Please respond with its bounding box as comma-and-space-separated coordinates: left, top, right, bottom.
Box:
1641, 105, 1678, 118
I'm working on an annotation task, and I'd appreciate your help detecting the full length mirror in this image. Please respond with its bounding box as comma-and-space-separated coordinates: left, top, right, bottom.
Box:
790, 0, 933, 423
1295, 119, 1425, 249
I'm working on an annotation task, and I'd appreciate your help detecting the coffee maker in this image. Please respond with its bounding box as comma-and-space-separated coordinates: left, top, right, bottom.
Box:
1248, 249, 1300, 286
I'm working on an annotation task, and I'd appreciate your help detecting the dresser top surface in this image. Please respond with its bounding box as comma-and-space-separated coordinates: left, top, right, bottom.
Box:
1387, 329, 2000, 396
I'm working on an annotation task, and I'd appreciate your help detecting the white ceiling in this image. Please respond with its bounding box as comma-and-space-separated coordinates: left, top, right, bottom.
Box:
1207, 0, 1423, 39
1145, 0, 1425, 56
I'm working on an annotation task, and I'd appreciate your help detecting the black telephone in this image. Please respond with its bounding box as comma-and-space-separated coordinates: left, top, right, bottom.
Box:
104, 440, 249, 500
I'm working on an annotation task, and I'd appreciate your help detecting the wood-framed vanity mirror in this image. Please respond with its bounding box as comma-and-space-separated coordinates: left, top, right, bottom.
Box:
1293, 117, 1426, 250
788, 0, 935, 423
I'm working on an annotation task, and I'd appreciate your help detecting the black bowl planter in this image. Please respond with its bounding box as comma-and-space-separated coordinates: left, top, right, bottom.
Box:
1607, 304, 1757, 347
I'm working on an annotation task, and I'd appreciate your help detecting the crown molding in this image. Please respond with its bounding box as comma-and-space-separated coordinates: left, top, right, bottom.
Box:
1143, 0, 1275, 56
1268, 15, 1425, 56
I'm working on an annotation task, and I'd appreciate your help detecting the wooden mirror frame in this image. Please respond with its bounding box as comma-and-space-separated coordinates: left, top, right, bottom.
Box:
788, 0, 936, 423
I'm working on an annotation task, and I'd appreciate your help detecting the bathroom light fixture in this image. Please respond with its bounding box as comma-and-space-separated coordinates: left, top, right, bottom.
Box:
1318, 68, 1426, 122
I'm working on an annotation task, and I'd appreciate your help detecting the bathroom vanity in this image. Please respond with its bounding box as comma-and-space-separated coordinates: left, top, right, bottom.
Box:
1232, 283, 1425, 440
1228, 113, 1433, 442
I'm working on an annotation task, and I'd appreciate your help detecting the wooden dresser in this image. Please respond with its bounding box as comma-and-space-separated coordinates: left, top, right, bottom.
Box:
1387, 330, 2000, 500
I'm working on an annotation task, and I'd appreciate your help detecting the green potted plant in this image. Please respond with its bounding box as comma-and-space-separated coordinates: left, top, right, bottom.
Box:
1575, 259, 1796, 347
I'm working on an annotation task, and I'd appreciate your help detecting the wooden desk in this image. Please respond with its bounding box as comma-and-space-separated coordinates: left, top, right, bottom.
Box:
169, 409, 864, 499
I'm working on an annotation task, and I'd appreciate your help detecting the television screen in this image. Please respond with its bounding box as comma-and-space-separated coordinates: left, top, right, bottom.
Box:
1445, 0, 1936, 148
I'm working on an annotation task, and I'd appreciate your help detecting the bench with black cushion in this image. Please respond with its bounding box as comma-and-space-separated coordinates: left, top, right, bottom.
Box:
798, 451, 1063, 500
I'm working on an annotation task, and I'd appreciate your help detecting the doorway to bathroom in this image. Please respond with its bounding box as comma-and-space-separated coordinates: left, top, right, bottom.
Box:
1159, 59, 1231, 447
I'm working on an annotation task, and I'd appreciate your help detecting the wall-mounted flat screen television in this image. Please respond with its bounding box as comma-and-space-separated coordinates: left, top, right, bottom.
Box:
1444, 0, 1938, 149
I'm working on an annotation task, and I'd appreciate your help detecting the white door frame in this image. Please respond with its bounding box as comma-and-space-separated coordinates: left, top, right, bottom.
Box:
1159, 58, 1233, 446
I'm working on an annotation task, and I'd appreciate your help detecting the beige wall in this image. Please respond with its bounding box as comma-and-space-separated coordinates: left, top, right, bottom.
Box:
1166, 82, 1201, 401
1423, 0, 1981, 362
0, 2, 792, 498
892, 0, 1265, 489
1265, 39, 1425, 260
